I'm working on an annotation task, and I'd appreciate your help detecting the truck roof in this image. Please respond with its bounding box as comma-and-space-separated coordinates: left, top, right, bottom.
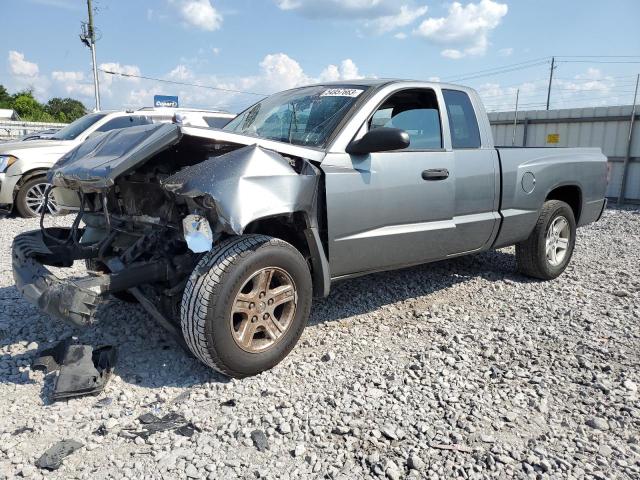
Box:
303, 78, 472, 92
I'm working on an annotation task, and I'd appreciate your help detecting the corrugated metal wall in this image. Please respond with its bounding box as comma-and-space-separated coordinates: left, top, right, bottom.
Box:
489, 105, 639, 201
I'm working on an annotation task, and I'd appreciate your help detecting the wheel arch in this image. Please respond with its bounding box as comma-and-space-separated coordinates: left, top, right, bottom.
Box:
243, 212, 331, 298
545, 184, 582, 224
16, 168, 49, 190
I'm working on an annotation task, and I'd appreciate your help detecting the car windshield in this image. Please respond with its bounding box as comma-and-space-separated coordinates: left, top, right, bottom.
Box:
51, 113, 108, 140
223, 85, 368, 148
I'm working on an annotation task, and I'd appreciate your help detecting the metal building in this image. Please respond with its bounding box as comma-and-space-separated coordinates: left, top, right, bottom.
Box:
489, 105, 639, 202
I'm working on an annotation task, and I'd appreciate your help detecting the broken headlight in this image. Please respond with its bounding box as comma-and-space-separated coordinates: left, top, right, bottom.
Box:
182, 214, 213, 253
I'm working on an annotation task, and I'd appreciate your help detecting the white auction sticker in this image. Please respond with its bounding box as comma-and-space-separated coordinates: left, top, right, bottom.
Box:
320, 88, 364, 98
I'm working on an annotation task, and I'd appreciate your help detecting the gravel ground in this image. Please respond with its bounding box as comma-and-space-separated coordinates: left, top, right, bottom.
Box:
0, 208, 639, 480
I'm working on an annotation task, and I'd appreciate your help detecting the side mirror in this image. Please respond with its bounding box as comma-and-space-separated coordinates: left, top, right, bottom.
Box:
346, 127, 410, 155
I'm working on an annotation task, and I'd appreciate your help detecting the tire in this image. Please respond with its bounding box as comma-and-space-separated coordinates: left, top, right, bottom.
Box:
181, 235, 312, 378
15, 176, 67, 218
516, 200, 577, 280
85, 259, 139, 303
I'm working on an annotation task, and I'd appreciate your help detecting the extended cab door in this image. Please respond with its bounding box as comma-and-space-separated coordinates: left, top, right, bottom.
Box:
441, 89, 500, 255
323, 87, 456, 277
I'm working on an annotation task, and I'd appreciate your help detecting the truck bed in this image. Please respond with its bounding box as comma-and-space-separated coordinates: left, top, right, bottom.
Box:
493, 146, 608, 249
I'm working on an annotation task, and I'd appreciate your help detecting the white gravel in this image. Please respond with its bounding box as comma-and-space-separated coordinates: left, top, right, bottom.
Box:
0, 208, 639, 479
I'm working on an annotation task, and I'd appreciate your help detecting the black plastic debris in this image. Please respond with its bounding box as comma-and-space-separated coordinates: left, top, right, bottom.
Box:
13, 426, 34, 435
36, 439, 83, 470
123, 412, 201, 440
94, 397, 113, 408
220, 399, 237, 408
93, 425, 108, 436
32, 339, 116, 402
250, 430, 269, 452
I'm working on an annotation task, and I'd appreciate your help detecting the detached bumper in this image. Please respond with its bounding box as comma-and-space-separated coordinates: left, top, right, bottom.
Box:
12, 229, 105, 326
12, 228, 197, 328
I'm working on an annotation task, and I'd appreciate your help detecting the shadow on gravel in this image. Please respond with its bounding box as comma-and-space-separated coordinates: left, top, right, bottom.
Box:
310, 248, 526, 326
0, 248, 522, 391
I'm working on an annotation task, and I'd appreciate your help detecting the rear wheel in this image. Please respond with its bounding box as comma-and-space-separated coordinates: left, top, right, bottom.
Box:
181, 235, 312, 378
15, 177, 65, 218
516, 200, 576, 280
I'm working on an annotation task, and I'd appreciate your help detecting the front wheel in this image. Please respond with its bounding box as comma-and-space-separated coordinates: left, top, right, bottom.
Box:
516, 200, 576, 280
181, 235, 312, 378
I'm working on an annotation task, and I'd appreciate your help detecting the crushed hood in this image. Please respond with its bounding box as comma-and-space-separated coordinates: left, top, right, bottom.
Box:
49, 123, 182, 190
49, 123, 325, 191
163, 144, 320, 235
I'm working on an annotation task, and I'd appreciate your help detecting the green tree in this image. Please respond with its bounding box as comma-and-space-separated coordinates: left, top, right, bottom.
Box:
45, 97, 87, 123
0, 85, 12, 109
11, 91, 54, 122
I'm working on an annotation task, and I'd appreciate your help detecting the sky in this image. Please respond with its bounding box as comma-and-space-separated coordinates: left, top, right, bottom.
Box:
1, 0, 639, 113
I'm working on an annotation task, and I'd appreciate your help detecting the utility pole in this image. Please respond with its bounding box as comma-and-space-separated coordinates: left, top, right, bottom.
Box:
511, 89, 520, 146
80, 0, 101, 111
546, 56, 555, 111
618, 73, 639, 204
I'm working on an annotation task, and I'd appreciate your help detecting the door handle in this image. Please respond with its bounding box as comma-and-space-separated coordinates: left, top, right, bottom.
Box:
422, 168, 449, 181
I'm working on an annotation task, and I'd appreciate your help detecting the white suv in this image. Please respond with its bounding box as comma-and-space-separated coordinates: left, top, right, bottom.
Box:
0, 107, 235, 217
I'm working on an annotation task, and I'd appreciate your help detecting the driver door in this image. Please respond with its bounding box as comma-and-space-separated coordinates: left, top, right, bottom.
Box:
324, 88, 455, 277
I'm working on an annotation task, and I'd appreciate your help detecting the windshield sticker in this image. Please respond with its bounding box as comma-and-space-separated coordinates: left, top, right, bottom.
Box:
320, 88, 364, 98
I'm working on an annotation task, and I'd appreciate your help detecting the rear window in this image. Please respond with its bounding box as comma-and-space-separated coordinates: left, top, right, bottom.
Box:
96, 115, 153, 133
443, 90, 481, 149
204, 116, 232, 128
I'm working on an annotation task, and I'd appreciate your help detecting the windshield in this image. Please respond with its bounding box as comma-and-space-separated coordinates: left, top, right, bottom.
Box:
51, 113, 107, 140
223, 85, 368, 148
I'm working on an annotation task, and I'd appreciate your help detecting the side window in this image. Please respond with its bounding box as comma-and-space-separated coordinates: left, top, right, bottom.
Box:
442, 90, 481, 149
369, 89, 442, 150
96, 116, 152, 133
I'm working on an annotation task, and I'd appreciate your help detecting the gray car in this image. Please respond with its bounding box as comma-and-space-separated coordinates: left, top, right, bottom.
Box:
12, 79, 607, 377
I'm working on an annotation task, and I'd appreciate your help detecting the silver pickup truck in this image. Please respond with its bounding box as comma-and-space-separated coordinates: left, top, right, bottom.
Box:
12, 79, 607, 378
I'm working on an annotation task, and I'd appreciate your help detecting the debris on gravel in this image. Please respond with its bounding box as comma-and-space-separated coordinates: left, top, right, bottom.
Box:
0, 208, 639, 479
35, 439, 84, 471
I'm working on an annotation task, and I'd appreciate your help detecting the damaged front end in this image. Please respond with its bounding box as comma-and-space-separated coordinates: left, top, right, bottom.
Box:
12, 123, 325, 334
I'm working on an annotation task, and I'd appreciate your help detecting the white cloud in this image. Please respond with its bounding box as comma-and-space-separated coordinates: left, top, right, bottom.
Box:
168, 64, 194, 81
414, 0, 508, 58
51, 71, 95, 97
319, 59, 364, 82
124, 54, 367, 111
498, 47, 513, 57
442, 49, 464, 60
8, 51, 39, 77
478, 68, 621, 112
394, 32, 407, 40
275, 0, 427, 34
212, 47, 221, 56
367, 5, 428, 33
99, 62, 141, 88
169, 0, 223, 31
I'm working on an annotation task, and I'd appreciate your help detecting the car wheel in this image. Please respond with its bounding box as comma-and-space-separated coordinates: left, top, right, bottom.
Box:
15, 177, 66, 218
516, 200, 577, 280
181, 235, 312, 378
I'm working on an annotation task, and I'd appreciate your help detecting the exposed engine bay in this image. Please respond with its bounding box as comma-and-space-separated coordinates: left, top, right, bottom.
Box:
13, 123, 326, 338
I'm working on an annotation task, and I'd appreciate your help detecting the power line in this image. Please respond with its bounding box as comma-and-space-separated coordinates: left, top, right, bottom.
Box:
555, 55, 640, 59
98, 68, 268, 97
444, 57, 551, 82
558, 60, 640, 64
449, 60, 551, 83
